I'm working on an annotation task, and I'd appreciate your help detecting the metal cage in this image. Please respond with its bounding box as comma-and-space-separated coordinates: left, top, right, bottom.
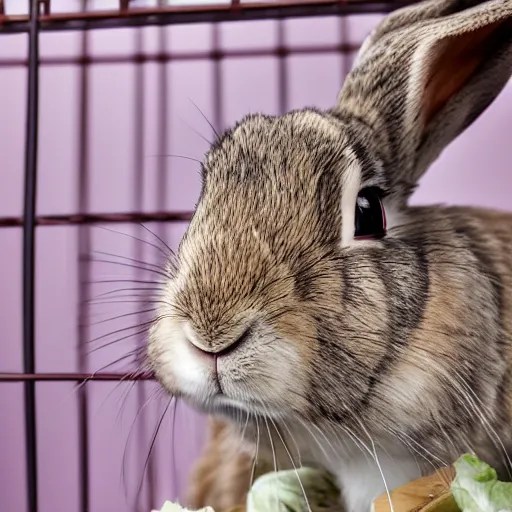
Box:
0, 1, 420, 511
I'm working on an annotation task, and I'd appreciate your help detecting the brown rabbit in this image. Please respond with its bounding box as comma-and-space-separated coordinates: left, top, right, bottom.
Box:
148, 0, 512, 510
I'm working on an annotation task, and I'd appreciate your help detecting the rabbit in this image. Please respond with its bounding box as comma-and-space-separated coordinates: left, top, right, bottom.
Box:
147, 0, 512, 510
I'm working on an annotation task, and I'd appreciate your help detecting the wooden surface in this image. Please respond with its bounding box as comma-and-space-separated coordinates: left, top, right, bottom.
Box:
373, 467, 458, 512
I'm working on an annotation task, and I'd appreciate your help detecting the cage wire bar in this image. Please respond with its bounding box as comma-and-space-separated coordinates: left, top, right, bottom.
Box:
22, 1, 40, 511
77, 9, 91, 510
0, 0, 424, 511
0, 0, 419, 33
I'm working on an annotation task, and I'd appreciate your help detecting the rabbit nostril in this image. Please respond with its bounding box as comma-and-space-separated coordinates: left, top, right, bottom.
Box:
215, 324, 253, 356
184, 323, 253, 356
186, 338, 215, 358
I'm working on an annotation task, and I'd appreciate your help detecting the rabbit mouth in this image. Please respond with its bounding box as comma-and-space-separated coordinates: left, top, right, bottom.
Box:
183, 391, 284, 423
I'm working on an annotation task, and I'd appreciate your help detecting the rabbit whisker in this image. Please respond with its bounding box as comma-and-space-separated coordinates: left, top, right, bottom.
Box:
88, 278, 165, 285
90, 287, 161, 300
250, 416, 261, 490
295, 417, 332, 461
87, 318, 156, 346
279, 418, 303, 467
135, 397, 173, 503
87, 308, 158, 327
261, 413, 280, 511
92, 250, 168, 273
121, 384, 163, 500
189, 97, 220, 139
93, 224, 172, 259
268, 414, 312, 512
86, 257, 171, 280
343, 418, 395, 512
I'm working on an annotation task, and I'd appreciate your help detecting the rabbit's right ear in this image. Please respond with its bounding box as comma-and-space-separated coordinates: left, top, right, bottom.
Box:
336, 0, 512, 203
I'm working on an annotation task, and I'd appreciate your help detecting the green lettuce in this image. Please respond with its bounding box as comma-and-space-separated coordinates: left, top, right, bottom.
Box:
452, 454, 512, 511
154, 501, 214, 512
246, 467, 340, 512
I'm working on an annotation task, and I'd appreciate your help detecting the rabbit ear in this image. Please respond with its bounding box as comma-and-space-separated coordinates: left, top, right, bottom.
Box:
336, 0, 512, 199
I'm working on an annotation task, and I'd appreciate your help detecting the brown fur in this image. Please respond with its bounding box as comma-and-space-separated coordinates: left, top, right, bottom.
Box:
147, 1, 512, 511
185, 207, 512, 512
187, 419, 254, 511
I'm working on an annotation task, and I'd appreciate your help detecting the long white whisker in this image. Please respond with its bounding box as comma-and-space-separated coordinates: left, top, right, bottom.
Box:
250, 417, 261, 489
350, 418, 395, 512
279, 419, 303, 467
262, 415, 279, 510
295, 417, 332, 460
391, 428, 447, 468
455, 376, 512, 478
268, 415, 312, 512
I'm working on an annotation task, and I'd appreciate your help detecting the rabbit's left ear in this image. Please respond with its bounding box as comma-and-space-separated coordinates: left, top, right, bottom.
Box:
336, 0, 512, 198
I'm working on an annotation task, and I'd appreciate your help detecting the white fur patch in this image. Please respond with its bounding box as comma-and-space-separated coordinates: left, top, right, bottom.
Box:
172, 338, 210, 397
334, 445, 421, 512
340, 148, 362, 247
295, 110, 344, 139
288, 423, 423, 512
154, 317, 212, 398
381, 197, 406, 231
183, 322, 203, 350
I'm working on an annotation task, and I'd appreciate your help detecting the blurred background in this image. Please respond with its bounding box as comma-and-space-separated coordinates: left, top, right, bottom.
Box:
0, 1, 511, 511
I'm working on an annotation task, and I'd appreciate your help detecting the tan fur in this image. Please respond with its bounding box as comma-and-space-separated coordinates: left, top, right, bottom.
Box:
469, 208, 512, 414
147, 1, 512, 511
187, 207, 512, 511
187, 419, 254, 511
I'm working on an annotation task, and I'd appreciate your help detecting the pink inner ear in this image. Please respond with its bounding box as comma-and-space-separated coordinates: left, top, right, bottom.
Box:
422, 20, 506, 126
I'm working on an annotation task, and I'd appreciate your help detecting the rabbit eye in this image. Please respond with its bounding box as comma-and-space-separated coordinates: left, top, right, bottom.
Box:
354, 187, 386, 239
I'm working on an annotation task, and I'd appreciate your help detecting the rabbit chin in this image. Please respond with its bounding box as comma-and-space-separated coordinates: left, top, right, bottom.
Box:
149, 314, 311, 417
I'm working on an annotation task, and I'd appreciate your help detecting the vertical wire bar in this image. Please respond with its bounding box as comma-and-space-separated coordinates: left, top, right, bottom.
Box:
133, 27, 155, 511
277, 20, 287, 115
156, 22, 173, 498
22, 1, 40, 510
339, 15, 350, 84
157, 30, 168, 216
77, 8, 91, 511
212, 23, 223, 132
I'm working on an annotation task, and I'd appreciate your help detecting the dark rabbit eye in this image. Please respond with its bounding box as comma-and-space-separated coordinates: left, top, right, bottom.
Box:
354, 187, 386, 239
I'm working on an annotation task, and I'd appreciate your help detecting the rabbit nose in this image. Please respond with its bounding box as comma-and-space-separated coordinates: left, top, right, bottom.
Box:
184, 323, 250, 356
184, 329, 215, 357
187, 339, 216, 362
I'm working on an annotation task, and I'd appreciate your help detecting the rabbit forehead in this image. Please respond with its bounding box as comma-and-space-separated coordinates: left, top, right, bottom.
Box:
203, 109, 351, 183
171, 111, 362, 331
196, 110, 361, 234
177, 112, 368, 284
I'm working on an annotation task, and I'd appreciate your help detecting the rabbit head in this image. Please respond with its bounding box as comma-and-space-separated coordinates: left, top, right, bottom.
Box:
149, 0, 512, 476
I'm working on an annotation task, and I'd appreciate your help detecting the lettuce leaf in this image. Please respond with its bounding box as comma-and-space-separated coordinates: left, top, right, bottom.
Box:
452, 454, 512, 511
154, 501, 214, 512
247, 467, 340, 512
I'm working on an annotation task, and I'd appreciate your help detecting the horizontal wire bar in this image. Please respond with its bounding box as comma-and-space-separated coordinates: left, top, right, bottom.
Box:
0, 210, 193, 227
0, 0, 418, 34
0, 43, 360, 68
0, 372, 154, 382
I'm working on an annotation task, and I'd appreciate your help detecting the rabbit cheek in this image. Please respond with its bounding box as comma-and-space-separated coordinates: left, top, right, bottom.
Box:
218, 336, 309, 414
273, 312, 319, 414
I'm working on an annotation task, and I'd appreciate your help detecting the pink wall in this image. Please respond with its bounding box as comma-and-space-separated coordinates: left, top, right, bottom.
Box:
0, 6, 511, 512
